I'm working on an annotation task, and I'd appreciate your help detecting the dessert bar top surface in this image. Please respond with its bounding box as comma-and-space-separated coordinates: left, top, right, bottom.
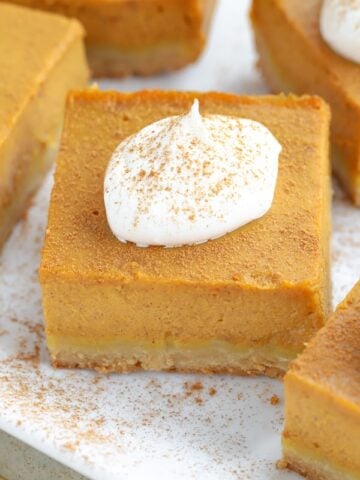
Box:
0, 2, 83, 141
290, 281, 360, 405
41, 90, 330, 286
254, 0, 360, 102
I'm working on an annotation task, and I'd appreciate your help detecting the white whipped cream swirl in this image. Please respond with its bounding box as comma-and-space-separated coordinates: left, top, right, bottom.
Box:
320, 0, 360, 64
104, 100, 281, 248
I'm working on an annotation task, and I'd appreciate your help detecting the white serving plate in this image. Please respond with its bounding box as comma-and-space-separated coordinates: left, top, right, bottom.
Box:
0, 1, 359, 479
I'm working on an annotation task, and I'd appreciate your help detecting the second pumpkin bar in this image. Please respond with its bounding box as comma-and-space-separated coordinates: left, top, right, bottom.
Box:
250, 0, 360, 206
5, 0, 217, 77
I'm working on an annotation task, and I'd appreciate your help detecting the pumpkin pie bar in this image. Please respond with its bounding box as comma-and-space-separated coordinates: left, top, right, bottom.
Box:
250, 0, 360, 206
0, 2, 88, 250
282, 280, 360, 480
39, 90, 331, 377
5, 0, 217, 78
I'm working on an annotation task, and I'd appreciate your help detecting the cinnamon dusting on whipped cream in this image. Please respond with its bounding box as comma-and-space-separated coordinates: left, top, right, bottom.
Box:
104, 100, 281, 247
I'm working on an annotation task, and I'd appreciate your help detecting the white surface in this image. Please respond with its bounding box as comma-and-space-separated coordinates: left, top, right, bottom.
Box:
104, 99, 281, 247
0, 1, 359, 479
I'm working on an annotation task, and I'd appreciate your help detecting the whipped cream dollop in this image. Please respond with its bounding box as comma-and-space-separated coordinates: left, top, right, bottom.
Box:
320, 0, 360, 64
104, 100, 281, 248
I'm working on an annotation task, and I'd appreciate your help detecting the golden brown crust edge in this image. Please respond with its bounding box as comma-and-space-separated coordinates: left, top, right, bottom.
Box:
282, 452, 349, 480
87, 44, 205, 78
52, 357, 284, 378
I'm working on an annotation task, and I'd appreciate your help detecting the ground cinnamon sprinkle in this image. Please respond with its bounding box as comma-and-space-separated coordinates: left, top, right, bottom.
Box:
63, 441, 79, 452
190, 381, 203, 391
16, 344, 40, 363
181, 381, 220, 404
183, 380, 204, 394
194, 397, 203, 406
270, 394, 280, 406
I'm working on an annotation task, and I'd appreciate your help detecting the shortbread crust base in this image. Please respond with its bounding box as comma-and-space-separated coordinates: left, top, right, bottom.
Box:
283, 443, 359, 480
88, 42, 203, 78
48, 338, 295, 378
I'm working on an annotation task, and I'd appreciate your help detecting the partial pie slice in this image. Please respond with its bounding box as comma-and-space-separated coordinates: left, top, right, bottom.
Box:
283, 281, 360, 480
